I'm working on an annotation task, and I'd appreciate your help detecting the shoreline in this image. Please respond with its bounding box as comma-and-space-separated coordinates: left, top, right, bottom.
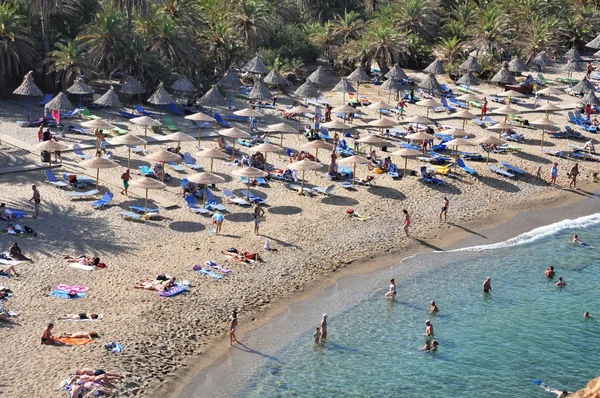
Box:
157, 182, 600, 398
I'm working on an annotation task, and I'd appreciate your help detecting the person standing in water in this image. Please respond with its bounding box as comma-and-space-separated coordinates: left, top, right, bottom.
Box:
429, 300, 439, 313
385, 278, 397, 298
483, 277, 492, 293
320, 314, 328, 340
545, 266, 555, 278
313, 326, 321, 343
402, 209, 411, 237
424, 320, 434, 341
440, 197, 449, 222
226, 310, 238, 347
556, 277, 567, 287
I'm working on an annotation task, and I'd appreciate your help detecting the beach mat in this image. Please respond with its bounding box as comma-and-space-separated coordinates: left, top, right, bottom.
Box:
69, 262, 94, 271
50, 290, 87, 299
193, 266, 223, 280
54, 336, 93, 346
204, 260, 231, 274
54, 284, 87, 293
158, 283, 188, 297
63, 314, 104, 322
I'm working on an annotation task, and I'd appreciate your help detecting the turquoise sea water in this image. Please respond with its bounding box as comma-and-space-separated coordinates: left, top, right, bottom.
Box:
241, 214, 600, 397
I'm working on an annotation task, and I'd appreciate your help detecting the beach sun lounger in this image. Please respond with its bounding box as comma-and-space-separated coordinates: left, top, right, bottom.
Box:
212, 113, 232, 128
241, 190, 267, 204
138, 166, 154, 177
45, 170, 68, 188
38, 94, 53, 106
119, 109, 137, 119
488, 165, 515, 178
168, 161, 186, 172
66, 189, 99, 199
129, 206, 160, 213
168, 103, 184, 115
120, 211, 146, 221
185, 195, 210, 214
182, 153, 203, 170
500, 161, 525, 174
455, 158, 478, 175
240, 177, 268, 185
92, 191, 114, 208
134, 105, 155, 118
223, 190, 251, 206
72, 145, 92, 160
420, 168, 443, 185
164, 117, 179, 132
312, 184, 335, 195
205, 190, 227, 211
68, 125, 89, 135
82, 107, 101, 120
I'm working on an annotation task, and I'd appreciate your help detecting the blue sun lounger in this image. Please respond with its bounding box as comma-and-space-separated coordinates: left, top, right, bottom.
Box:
129, 206, 160, 214
473, 118, 485, 128
204, 190, 227, 211
241, 190, 266, 204
448, 98, 467, 108
168, 161, 186, 172
483, 116, 497, 126
500, 161, 525, 174
212, 113, 232, 128
455, 158, 478, 175
138, 166, 154, 177
45, 170, 68, 188
168, 103, 184, 115
182, 153, 203, 170
185, 195, 209, 214
92, 191, 114, 208
240, 177, 268, 185
120, 211, 146, 221
38, 94, 53, 106
420, 168, 443, 185
119, 109, 137, 119
68, 125, 89, 135
488, 165, 515, 178
134, 105, 155, 117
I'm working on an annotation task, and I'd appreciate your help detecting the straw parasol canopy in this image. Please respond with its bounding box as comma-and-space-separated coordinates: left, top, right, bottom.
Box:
563, 47, 583, 62
494, 105, 519, 116
131, 115, 161, 145
302, 140, 333, 161
219, 127, 250, 160
460, 56, 482, 72
346, 67, 370, 82
232, 166, 269, 198
369, 100, 394, 110
416, 98, 441, 117
120, 76, 146, 95
171, 75, 196, 94
457, 93, 480, 102
35, 140, 68, 168
307, 66, 329, 85
198, 86, 226, 107
81, 157, 119, 189
404, 115, 433, 125
571, 78, 596, 94
508, 57, 528, 73
538, 102, 564, 112
94, 87, 122, 108
264, 69, 287, 86
188, 171, 225, 206
110, 133, 146, 168
333, 78, 356, 103
295, 81, 320, 99
486, 121, 514, 131
368, 118, 396, 128
323, 120, 352, 130
234, 107, 263, 118
338, 155, 369, 185
419, 73, 441, 93
251, 142, 283, 164
445, 128, 470, 138
266, 122, 297, 146
289, 105, 310, 114
457, 72, 480, 86
579, 92, 600, 107
129, 177, 166, 214
537, 87, 564, 96
406, 131, 435, 141
67, 78, 94, 95
147, 149, 182, 182
531, 117, 558, 147
243, 55, 270, 74
81, 119, 115, 130
498, 89, 525, 98
13, 71, 43, 97
218, 69, 243, 88
287, 159, 322, 193
476, 135, 504, 164
357, 134, 389, 153
391, 148, 421, 176
333, 104, 359, 114
380, 78, 403, 99
455, 109, 477, 128
532, 51, 551, 67
185, 112, 215, 122
46, 92, 75, 111
248, 79, 273, 100
148, 82, 175, 105
385, 64, 408, 80
165, 131, 195, 146
490, 65, 516, 84
444, 138, 475, 171
587, 34, 600, 49
196, 148, 229, 172
423, 59, 445, 75
563, 60, 584, 73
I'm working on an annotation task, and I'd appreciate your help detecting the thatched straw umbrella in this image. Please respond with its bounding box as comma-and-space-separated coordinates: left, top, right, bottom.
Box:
457, 71, 480, 86
46, 92, 75, 112
380, 78, 403, 102
94, 87, 122, 120
531, 117, 558, 148
110, 133, 146, 168
250, 142, 283, 165
81, 119, 114, 130
266, 122, 297, 147
198, 86, 226, 108
490, 65, 516, 84
295, 81, 320, 103
188, 172, 225, 205
457, 93, 481, 109
234, 108, 264, 132
148, 82, 176, 106
338, 155, 369, 185
231, 167, 268, 199
563, 48, 583, 62
185, 112, 215, 145
563, 61, 584, 80
424, 59, 445, 75
219, 127, 250, 161
385, 64, 408, 80
131, 115, 161, 147
307, 66, 329, 85
219, 69, 243, 88
455, 109, 477, 128
416, 98, 441, 117
391, 148, 421, 176
508, 57, 528, 73
196, 148, 229, 172
460, 56, 482, 72
367, 118, 396, 135
579, 92, 600, 107
14, 71, 43, 119
287, 159, 322, 193
445, 128, 471, 138
532, 51, 551, 68
243, 55, 270, 74
323, 119, 353, 136
357, 134, 389, 154
404, 115, 433, 125
333, 104, 359, 114
367, 100, 393, 118
147, 149, 182, 182
120, 76, 146, 95
587, 34, 600, 49
264, 69, 287, 86
165, 131, 195, 148
406, 131, 435, 152
571, 78, 596, 95
537, 87, 563, 97
288, 105, 311, 135
444, 138, 476, 171
128, 177, 166, 215
171, 76, 196, 94
476, 135, 504, 164
333, 77, 356, 104
346, 67, 370, 96
81, 157, 119, 189
420, 73, 441, 93
67, 77, 94, 108
302, 140, 333, 161
248, 79, 273, 101
35, 140, 68, 168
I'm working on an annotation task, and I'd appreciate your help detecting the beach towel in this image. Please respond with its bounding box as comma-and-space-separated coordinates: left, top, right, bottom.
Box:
63, 314, 104, 322
55, 285, 87, 293
54, 336, 93, 346
158, 283, 188, 297
104, 341, 124, 353
193, 265, 224, 279
204, 260, 231, 274
50, 290, 87, 299
69, 263, 94, 271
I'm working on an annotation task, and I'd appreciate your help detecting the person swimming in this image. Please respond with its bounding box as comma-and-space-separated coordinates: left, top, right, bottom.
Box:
429, 300, 439, 313
545, 266, 555, 278
556, 277, 567, 287
572, 234, 589, 247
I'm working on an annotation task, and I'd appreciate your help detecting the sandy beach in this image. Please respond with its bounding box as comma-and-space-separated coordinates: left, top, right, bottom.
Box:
1, 64, 600, 397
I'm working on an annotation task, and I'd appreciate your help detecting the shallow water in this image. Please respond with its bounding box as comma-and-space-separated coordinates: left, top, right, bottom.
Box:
241, 214, 600, 397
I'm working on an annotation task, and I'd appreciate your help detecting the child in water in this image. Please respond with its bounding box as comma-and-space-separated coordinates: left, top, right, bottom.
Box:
313, 327, 321, 343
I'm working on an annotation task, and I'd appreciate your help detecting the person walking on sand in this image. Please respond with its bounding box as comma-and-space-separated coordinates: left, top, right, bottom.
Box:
402, 209, 411, 237
481, 97, 488, 117
396, 98, 407, 120
549, 162, 558, 186
569, 163, 579, 189
253, 203, 265, 235
440, 196, 449, 222
385, 278, 397, 298
320, 314, 328, 340
483, 277, 492, 293
29, 185, 40, 218
226, 310, 238, 347
120, 169, 130, 196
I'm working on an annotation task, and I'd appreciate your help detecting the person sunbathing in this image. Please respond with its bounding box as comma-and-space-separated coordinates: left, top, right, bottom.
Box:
0, 265, 19, 277
9, 243, 33, 262
0, 306, 16, 323
357, 175, 375, 184
75, 369, 123, 379
59, 313, 100, 320
41, 323, 61, 345
65, 255, 100, 266
223, 249, 262, 262
134, 277, 176, 291
0, 203, 15, 220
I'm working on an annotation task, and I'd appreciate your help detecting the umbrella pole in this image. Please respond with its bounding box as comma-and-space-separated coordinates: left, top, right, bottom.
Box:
453, 146, 457, 172
162, 162, 165, 182
462, 118, 466, 129
246, 182, 250, 199
404, 157, 407, 177
487, 150, 490, 165
198, 127, 202, 146
144, 126, 148, 148
96, 168, 100, 190
203, 188, 207, 207
128, 147, 131, 170
210, 158, 214, 173
145, 189, 149, 215
231, 140, 235, 161
316, 148, 319, 162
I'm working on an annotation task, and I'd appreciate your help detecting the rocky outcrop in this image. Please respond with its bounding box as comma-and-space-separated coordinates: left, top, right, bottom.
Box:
571, 377, 600, 397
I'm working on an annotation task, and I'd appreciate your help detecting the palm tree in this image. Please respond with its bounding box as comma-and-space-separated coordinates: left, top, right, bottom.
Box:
230, 0, 273, 49
43, 41, 82, 89
338, 37, 372, 71
467, 6, 509, 57
305, 22, 336, 60
366, 24, 404, 73
393, 0, 439, 41
111, 0, 150, 27
0, 4, 37, 82
201, 21, 240, 71
330, 10, 364, 44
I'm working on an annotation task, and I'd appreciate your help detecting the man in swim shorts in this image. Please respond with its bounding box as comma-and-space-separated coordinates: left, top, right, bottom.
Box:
425, 320, 434, 341
440, 197, 449, 222
482, 277, 492, 293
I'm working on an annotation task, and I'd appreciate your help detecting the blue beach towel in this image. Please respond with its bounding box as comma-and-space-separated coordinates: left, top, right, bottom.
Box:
50, 290, 87, 299
158, 283, 188, 297
193, 266, 224, 280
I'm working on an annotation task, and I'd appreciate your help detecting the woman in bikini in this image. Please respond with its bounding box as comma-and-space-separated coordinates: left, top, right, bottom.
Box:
402, 209, 411, 237
226, 310, 238, 346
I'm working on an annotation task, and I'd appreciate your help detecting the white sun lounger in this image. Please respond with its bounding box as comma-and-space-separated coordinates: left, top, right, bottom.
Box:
500, 161, 525, 174
168, 161, 186, 172
223, 190, 251, 206
312, 184, 335, 195
66, 189, 99, 199
339, 181, 353, 189
488, 166, 515, 178
289, 184, 315, 195
120, 211, 146, 221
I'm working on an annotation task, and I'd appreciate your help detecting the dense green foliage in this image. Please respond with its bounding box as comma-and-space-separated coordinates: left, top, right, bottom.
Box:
3, 0, 600, 91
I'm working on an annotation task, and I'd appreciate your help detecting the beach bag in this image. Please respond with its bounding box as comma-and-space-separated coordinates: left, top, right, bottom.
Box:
264, 240, 271, 251
257, 216, 266, 223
